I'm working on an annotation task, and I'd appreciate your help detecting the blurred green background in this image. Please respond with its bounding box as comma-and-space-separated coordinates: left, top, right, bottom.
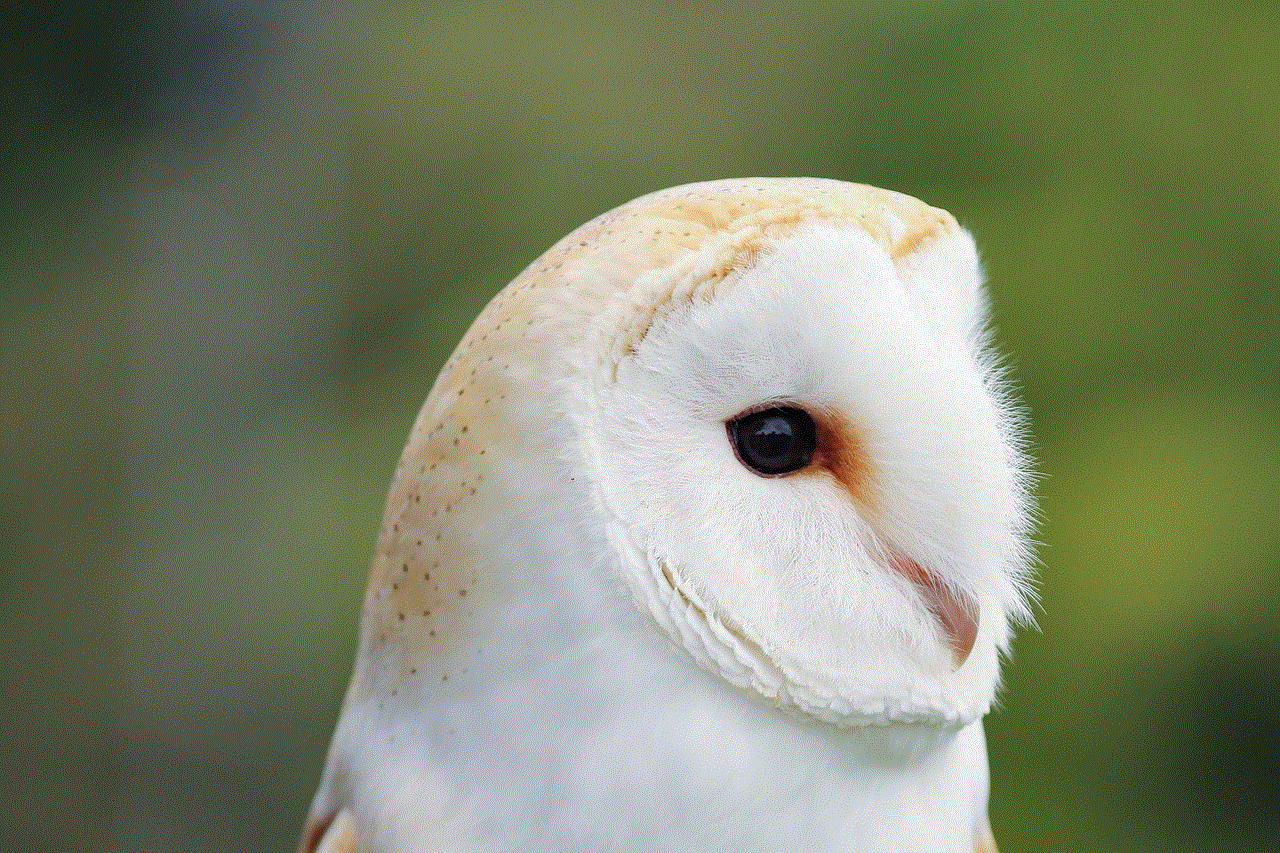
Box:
2, 3, 1277, 851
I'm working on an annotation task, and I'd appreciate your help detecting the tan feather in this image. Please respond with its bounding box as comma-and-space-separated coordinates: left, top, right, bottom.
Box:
975, 822, 999, 853
300, 808, 356, 853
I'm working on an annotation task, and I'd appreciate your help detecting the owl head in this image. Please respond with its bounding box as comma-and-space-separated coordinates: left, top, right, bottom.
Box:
346, 178, 1033, 734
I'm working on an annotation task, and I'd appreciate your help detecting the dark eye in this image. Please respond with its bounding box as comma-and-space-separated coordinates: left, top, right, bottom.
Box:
726, 406, 817, 477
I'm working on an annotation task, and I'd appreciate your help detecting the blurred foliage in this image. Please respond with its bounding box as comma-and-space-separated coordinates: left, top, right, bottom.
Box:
1, 3, 1277, 851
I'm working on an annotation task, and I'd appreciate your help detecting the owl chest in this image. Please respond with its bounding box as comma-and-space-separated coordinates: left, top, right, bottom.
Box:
390, 632, 989, 853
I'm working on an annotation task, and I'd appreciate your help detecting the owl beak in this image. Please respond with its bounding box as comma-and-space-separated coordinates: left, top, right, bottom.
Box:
889, 553, 978, 666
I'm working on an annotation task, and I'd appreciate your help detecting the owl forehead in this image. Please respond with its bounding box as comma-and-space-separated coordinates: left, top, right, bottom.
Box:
440, 178, 954, 368
582, 177, 956, 266
574, 179, 956, 370
428, 179, 958, 391
628, 225, 921, 397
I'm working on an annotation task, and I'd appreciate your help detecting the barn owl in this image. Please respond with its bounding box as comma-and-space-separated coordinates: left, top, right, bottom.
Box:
300, 178, 1034, 853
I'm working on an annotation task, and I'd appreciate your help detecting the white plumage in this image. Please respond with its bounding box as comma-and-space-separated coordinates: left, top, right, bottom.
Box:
301, 178, 1033, 853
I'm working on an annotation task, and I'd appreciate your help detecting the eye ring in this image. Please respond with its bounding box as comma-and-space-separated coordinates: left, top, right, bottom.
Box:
726, 405, 817, 477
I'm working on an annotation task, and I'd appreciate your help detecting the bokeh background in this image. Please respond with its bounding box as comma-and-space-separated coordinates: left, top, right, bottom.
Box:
2, 3, 1277, 851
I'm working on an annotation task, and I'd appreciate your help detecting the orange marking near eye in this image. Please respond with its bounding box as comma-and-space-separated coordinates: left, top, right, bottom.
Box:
797, 408, 874, 508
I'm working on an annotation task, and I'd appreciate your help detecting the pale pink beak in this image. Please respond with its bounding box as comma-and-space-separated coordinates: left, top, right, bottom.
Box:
889, 553, 978, 665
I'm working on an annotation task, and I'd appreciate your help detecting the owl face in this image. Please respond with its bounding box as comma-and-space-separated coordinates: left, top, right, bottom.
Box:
586, 220, 1032, 727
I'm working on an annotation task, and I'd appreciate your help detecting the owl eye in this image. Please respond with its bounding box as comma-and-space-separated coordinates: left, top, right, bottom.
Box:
727, 406, 817, 477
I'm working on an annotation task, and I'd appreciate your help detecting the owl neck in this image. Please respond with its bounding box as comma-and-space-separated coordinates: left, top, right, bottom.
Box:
354, 500, 991, 851
356, 590, 993, 852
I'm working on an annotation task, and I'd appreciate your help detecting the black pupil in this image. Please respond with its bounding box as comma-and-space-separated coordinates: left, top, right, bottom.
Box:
728, 406, 816, 477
